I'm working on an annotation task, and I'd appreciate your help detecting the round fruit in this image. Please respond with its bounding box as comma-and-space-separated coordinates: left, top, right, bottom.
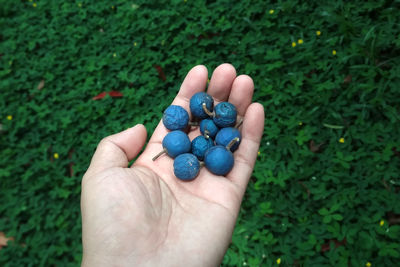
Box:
152, 130, 191, 160
204, 145, 234, 176
215, 127, 241, 152
174, 153, 201, 180
189, 92, 214, 119
199, 119, 219, 139
162, 130, 191, 157
213, 102, 237, 128
191, 135, 214, 160
162, 105, 189, 131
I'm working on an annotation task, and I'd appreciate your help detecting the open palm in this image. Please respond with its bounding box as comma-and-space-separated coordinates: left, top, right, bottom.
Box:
81, 64, 265, 267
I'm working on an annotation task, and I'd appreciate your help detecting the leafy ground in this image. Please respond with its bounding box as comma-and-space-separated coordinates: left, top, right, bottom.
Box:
1, 0, 400, 266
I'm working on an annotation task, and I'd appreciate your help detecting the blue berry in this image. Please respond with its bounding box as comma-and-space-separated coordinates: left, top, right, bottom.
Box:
152, 130, 191, 160
190, 92, 214, 119
215, 127, 241, 152
191, 135, 214, 160
204, 145, 234, 176
162, 105, 189, 131
199, 119, 219, 139
213, 102, 237, 128
174, 153, 201, 180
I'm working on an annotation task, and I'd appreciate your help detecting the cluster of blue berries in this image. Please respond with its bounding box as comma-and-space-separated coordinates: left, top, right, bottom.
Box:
152, 92, 242, 181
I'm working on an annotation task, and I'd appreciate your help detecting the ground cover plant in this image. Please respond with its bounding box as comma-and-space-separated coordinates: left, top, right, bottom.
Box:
1, 0, 400, 266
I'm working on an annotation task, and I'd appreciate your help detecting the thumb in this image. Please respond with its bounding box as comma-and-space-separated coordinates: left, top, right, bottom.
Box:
86, 124, 147, 174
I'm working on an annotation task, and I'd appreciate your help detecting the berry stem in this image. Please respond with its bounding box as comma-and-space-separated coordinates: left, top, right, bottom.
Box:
202, 103, 214, 117
152, 148, 167, 161
188, 121, 199, 127
200, 161, 205, 167
204, 130, 210, 139
235, 118, 243, 129
226, 137, 240, 151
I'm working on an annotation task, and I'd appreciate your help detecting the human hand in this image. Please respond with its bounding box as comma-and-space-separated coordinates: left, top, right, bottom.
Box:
81, 64, 265, 267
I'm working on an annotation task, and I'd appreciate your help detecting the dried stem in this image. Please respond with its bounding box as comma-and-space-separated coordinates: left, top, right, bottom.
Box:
382, 178, 391, 192
200, 161, 205, 167
298, 181, 311, 199
235, 118, 243, 129
152, 148, 167, 161
202, 103, 214, 117
226, 137, 240, 151
188, 121, 199, 127
204, 130, 210, 139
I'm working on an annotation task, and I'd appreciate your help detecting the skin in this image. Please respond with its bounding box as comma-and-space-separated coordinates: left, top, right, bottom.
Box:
81, 63, 265, 267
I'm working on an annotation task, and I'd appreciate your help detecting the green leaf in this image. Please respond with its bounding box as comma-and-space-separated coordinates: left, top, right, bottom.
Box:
318, 208, 330, 216
332, 214, 343, 221
323, 215, 332, 224
323, 123, 345, 129
259, 201, 274, 214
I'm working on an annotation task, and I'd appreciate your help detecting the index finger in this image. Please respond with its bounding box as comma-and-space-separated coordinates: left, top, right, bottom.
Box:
147, 65, 208, 145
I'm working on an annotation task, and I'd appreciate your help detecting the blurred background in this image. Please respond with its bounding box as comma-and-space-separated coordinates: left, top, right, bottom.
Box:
1, 0, 400, 266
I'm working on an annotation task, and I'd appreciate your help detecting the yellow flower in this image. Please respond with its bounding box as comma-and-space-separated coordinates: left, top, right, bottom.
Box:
33, 3, 37, 7
298, 122, 303, 126
258, 151, 261, 156
339, 138, 345, 143
54, 153, 59, 159
380, 220, 384, 226
292, 42, 296, 47
7, 115, 12, 120
298, 39, 303, 44
269, 9, 274, 14
366, 262, 372, 267
277, 258, 281, 265
316, 30, 321, 36
134, 42, 138, 47
78, 3, 82, 7
113, 53, 117, 58
332, 50, 337, 55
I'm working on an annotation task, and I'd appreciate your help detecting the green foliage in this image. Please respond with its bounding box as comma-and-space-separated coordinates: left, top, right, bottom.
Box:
1, 0, 400, 266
